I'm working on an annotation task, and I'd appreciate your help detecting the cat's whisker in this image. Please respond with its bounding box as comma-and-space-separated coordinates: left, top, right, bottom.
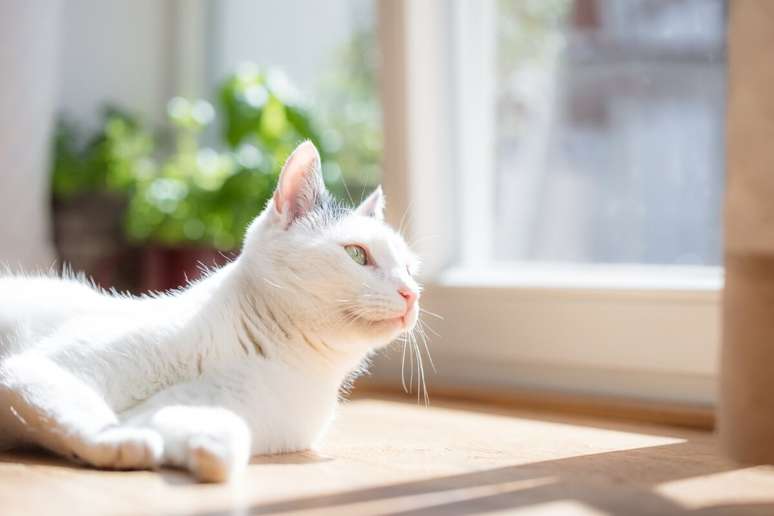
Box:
397, 199, 415, 237
338, 309, 365, 327
419, 351, 429, 406
412, 331, 425, 400
411, 331, 429, 406
406, 332, 416, 393
416, 320, 437, 374
411, 332, 420, 404
400, 339, 409, 393
408, 332, 416, 394
340, 169, 355, 206
419, 319, 441, 338
419, 308, 444, 320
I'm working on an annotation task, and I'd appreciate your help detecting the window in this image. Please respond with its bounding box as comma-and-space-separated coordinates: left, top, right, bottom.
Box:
375, 0, 725, 405
452, 0, 727, 268
491, 0, 726, 266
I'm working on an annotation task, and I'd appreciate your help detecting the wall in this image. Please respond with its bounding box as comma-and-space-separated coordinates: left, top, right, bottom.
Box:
0, 1, 62, 268
0, 0, 173, 269
59, 0, 174, 129
212, 0, 361, 97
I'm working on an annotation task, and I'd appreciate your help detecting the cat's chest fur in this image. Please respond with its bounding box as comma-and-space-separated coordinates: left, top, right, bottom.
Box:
104, 309, 345, 454
216, 359, 342, 454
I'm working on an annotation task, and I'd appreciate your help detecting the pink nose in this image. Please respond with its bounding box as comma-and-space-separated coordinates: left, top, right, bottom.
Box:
398, 287, 417, 312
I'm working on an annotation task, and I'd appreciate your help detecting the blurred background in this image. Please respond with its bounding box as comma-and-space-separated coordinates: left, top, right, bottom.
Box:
0, 0, 725, 290
1, 0, 381, 292
0, 0, 727, 401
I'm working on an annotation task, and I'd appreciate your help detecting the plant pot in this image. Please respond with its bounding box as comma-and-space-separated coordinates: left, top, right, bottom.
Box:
140, 246, 238, 293
52, 192, 140, 292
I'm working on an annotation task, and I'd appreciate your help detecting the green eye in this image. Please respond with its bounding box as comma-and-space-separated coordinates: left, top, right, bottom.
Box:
344, 245, 368, 266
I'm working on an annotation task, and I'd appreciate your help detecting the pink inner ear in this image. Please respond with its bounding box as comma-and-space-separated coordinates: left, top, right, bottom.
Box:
274, 141, 322, 223
355, 186, 384, 219
274, 160, 306, 214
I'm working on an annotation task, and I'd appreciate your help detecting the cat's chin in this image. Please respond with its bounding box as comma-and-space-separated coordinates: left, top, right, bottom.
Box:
373, 315, 419, 344
380, 316, 408, 337
374, 314, 417, 330
336, 307, 418, 348
359, 316, 403, 337
344, 316, 408, 348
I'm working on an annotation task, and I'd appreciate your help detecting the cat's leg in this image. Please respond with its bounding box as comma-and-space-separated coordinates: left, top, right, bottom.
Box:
0, 353, 163, 469
121, 383, 251, 482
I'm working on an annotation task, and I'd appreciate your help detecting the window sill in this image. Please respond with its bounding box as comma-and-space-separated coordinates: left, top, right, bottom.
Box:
370, 263, 721, 406
436, 263, 723, 293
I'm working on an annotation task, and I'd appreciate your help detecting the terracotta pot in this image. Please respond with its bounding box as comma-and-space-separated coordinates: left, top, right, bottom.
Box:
140, 246, 238, 293
52, 193, 140, 292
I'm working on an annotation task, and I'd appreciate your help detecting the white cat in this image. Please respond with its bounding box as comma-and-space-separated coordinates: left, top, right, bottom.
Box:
0, 141, 421, 482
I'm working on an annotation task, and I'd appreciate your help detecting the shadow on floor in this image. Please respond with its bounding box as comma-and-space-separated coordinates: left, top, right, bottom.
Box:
194, 439, 773, 516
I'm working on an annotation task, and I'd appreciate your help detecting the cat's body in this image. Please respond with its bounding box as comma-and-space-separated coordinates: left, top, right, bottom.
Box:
0, 142, 420, 481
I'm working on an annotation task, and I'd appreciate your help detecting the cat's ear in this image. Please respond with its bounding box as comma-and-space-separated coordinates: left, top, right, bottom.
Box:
354, 185, 384, 220
272, 141, 326, 228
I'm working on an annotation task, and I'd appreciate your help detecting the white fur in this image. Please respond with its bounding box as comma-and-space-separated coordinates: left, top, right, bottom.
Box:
0, 142, 420, 482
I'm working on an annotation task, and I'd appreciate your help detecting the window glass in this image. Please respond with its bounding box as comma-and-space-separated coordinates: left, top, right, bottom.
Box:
493, 0, 726, 265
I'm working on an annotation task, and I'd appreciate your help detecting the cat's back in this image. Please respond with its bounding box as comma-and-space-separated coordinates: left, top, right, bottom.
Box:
0, 274, 112, 350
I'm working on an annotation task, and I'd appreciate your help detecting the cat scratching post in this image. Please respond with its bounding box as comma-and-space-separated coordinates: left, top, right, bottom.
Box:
719, 0, 774, 463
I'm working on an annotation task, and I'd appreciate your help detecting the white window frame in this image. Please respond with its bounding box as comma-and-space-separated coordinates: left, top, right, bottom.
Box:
375, 0, 722, 406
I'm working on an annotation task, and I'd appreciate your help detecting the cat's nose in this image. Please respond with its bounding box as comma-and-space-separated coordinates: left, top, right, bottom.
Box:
398, 287, 417, 312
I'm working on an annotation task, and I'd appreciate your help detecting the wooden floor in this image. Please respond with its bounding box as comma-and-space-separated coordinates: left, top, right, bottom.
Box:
1, 394, 774, 516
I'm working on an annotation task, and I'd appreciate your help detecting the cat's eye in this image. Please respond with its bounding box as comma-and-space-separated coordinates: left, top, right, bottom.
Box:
344, 245, 368, 266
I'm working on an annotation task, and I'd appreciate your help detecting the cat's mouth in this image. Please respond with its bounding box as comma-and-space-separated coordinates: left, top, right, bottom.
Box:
386, 315, 409, 328
362, 312, 419, 333
343, 308, 409, 330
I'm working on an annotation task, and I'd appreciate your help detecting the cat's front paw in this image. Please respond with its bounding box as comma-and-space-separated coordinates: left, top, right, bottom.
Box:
74, 427, 163, 470
185, 417, 251, 482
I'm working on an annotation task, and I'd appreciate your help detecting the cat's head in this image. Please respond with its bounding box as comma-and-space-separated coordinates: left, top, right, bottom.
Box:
242, 141, 420, 354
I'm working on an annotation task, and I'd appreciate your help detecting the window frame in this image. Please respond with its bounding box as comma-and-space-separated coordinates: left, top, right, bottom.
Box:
374, 0, 722, 405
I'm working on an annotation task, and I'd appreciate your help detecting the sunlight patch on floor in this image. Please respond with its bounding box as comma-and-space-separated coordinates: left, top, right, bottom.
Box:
655, 465, 774, 510
333, 399, 687, 470
498, 500, 609, 516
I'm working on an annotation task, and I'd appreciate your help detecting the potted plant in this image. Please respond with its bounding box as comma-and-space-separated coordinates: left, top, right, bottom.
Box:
51, 63, 382, 293
125, 68, 333, 290
51, 108, 148, 291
